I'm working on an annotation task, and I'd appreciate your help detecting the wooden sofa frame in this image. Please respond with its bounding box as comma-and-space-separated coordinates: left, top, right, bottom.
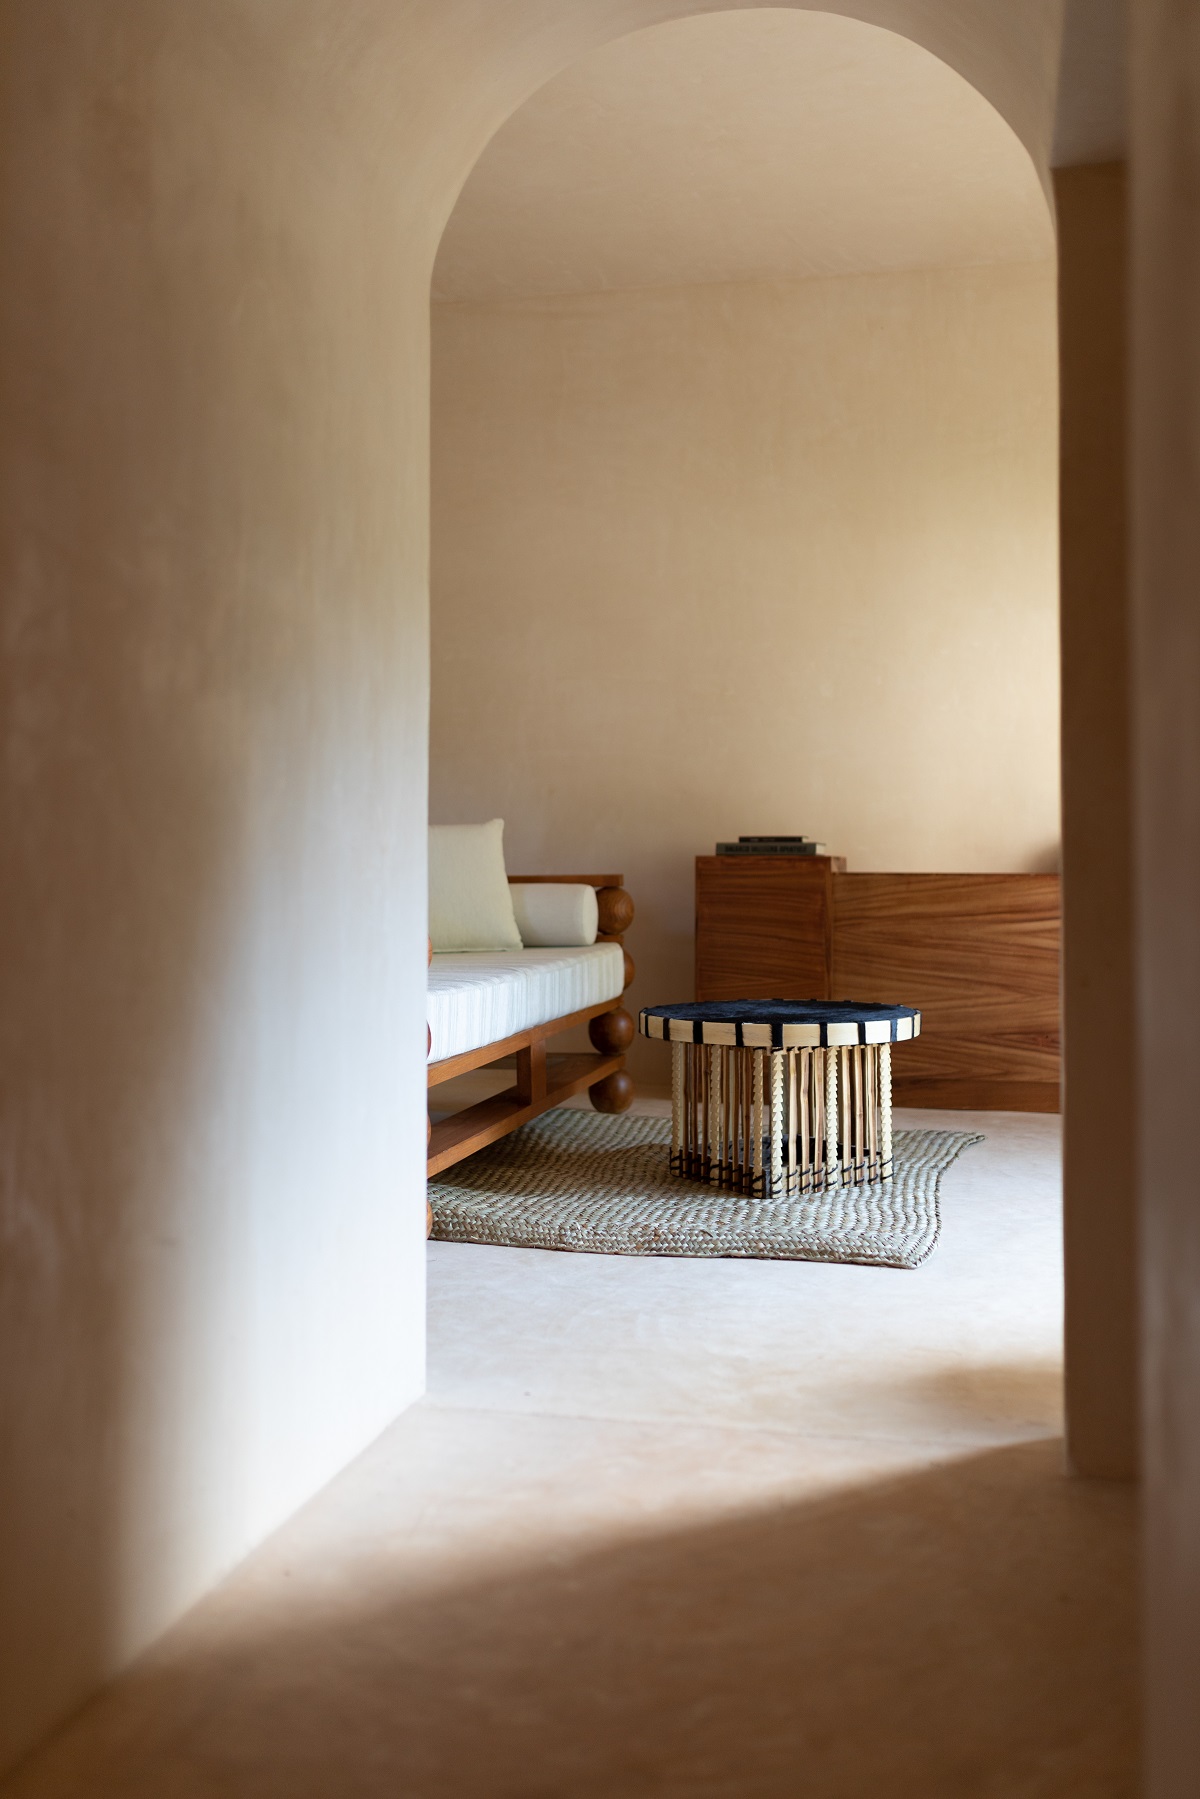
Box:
427, 873, 635, 1181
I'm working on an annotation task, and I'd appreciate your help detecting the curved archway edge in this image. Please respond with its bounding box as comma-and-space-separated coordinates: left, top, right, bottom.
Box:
0, 0, 1073, 1779
427, 0, 1060, 266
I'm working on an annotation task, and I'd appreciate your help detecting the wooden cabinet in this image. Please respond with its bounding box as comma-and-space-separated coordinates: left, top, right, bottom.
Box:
695, 856, 1060, 1112
695, 855, 841, 1001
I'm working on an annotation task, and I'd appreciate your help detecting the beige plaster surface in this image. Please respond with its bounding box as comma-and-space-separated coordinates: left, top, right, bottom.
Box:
1055, 164, 1136, 1483
0, 0, 1095, 1778
0, 1, 438, 1772
0, 1107, 1136, 1796
429, 1098, 1066, 1450
1131, 3, 1200, 1791
432, 265, 1059, 1083
435, 10, 1053, 302
1053, 0, 1126, 165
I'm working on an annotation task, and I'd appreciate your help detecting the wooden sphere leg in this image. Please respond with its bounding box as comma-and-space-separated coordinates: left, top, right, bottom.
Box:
596, 885, 635, 936
589, 1005, 634, 1054
590, 1067, 634, 1113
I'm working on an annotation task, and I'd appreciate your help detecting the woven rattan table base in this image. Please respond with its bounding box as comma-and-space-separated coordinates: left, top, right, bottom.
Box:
429, 1110, 982, 1269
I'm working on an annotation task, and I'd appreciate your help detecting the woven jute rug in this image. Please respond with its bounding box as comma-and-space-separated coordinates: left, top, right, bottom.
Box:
429, 1110, 982, 1269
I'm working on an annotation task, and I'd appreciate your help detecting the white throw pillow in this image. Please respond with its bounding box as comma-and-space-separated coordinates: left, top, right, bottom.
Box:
429, 820, 523, 952
509, 883, 599, 947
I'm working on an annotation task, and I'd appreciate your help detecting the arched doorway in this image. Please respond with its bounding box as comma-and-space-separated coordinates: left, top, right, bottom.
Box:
1, 3, 1137, 1786
426, 0, 1064, 1450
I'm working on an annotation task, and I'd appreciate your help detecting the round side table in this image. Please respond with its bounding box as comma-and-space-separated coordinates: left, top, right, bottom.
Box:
639, 999, 921, 1198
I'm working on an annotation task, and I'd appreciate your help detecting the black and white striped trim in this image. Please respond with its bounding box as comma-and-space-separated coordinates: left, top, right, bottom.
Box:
639, 1011, 920, 1048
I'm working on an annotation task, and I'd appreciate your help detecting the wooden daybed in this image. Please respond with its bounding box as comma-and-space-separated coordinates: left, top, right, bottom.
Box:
427, 873, 635, 1180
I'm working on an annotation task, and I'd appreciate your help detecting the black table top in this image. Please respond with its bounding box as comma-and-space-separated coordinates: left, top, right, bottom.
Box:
639, 998, 920, 1048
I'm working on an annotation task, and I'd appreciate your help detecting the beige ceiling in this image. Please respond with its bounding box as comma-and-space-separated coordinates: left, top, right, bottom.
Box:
433, 8, 1055, 302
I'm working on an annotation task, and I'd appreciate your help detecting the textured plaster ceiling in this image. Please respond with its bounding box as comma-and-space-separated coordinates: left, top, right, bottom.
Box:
433, 8, 1055, 302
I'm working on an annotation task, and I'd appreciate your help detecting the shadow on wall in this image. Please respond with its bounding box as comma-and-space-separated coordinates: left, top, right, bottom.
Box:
0, 8, 429, 1768
1, 1438, 1136, 1798
1028, 841, 1063, 874
0, 621, 234, 1760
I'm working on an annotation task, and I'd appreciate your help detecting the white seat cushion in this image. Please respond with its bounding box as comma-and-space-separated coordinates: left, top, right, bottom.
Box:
428, 944, 625, 1062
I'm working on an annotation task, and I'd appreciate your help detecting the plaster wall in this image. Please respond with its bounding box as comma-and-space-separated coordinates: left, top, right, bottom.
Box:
1055, 164, 1136, 1481
434, 8, 1053, 302
431, 264, 1059, 1084
0, 1, 439, 1771
0, 0, 1067, 1776
1132, 3, 1200, 1790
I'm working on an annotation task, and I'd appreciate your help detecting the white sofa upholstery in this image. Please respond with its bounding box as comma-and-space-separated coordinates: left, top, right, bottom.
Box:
507, 881, 598, 947
428, 943, 624, 1062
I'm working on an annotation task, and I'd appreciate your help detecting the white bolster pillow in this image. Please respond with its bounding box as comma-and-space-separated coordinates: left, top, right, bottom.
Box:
508, 883, 599, 947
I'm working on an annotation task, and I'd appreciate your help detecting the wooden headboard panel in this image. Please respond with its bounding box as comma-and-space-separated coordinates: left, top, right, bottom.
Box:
831, 873, 1060, 1113
695, 856, 1060, 1112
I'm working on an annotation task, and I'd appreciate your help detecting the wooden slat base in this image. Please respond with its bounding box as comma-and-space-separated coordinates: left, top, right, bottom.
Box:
427, 1050, 623, 1176
893, 1078, 1061, 1114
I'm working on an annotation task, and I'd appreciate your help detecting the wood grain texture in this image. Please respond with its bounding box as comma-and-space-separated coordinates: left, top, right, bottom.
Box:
596, 886, 635, 936
893, 1078, 1060, 1113
513, 1037, 547, 1107
588, 1067, 635, 1113
832, 873, 1061, 1105
693, 861, 1061, 1111
429, 872, 635, 1173
508, 874, 623, 889
588, 1005, 635, 1054
695, 856, 838, 1002
427, 1051, 624, 1175
428, 997, 621, 1087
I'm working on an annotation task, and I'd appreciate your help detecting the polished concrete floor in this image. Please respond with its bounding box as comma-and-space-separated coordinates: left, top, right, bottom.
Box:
4, 1104, 1137, 1797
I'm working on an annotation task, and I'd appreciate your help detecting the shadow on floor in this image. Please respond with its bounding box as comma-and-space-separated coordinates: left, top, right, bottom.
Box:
3, 1438, 1136, 1799
879, 1359, 1065, 1436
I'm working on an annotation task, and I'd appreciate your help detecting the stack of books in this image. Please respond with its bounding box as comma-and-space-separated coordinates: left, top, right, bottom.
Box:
715, 835, 828, 856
